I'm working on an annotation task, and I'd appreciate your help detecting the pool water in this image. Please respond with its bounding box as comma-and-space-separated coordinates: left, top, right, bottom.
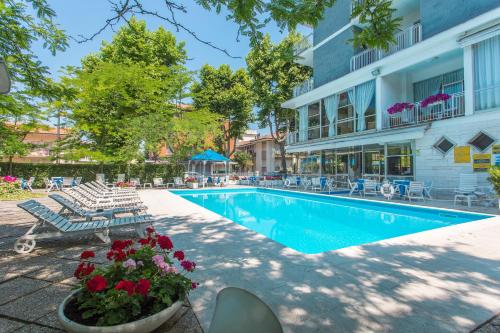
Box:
171, 188, 490, 254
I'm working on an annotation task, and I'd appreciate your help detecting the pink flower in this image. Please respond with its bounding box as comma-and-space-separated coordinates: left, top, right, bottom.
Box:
123, 258, 137, 270
181, 260, 196, 272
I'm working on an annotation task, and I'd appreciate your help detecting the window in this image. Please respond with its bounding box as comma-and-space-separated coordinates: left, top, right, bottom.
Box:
433, 136, 455, 155
387, 143, 413, 177
307, 102, 320, 140
363, 148, 384, 175
473, 35, 500, 111
261, 150, 267, 161
320, 101, 329, 138
364, 96, 376, 130
336, 92, 355, 135
321, 150, 336, 174
468, 131, 495, 151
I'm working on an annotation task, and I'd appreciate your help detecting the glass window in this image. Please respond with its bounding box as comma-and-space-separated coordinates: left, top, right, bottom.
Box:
336, 154, 349, 174
386, 143, 414, 177
363, 149, 384, 175
320, 101, 329, 138
300, 155, 320, 174
336, 92, 355, 135
307, 103, 320, 140
321, 150, 336, 175
364, 96, 376, 130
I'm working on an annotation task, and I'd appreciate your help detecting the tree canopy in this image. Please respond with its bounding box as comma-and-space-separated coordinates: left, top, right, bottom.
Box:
191, 64, 254, 157
246, 32, 311, 171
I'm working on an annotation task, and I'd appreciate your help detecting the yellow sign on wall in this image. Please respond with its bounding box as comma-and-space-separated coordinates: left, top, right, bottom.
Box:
454, 146, 470, 163
473, 153, 491, 172
492, 144, 500, 154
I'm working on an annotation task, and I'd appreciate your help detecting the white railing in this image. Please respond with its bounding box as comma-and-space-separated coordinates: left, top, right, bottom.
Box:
294, 33, 313, 56
293, 78, 314, 97
383, 92, 465, 129
350, 23, 422, 71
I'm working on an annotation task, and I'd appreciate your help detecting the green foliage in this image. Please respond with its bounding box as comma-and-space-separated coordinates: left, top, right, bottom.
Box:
233, 151, 253, 171
0, 0, 68, 92
246, 32, 310, 171
0, 162, 184, 188
351, 0, 402, 51
195, 0, 336, 45
488, 167, 500, 196
191, 64, 254, 156
0, 177, 44, 200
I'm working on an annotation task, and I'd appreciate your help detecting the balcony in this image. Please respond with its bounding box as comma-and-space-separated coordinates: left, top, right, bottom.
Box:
350, 23, 422, 71
292, 78, 314, 98
294, 33, 313, 56
383, 92, 465, 129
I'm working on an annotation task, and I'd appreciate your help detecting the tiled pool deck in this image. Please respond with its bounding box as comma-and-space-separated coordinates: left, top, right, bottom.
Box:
144, 188, 500, 333
0, 189, 499, 332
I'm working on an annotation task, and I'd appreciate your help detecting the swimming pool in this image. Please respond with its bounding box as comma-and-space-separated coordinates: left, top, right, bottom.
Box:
171, 188, 491, 254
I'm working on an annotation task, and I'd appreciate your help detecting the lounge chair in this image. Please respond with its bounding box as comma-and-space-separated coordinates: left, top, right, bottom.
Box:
174, 177, 186, 188
129, 178, 141, 188
23, 177, 35, 191
44, 177, 58, 192
49, 194, 145, 221
74, 177, 83, 186
65, 188, 146, 211
454, 174, 481, 207
406, 181, 425, 201
207, 287, 283, 333
153, 177, 166, 188
423, 180, 433, 199
311, 177, 322, 192
115, 174, 126, 183
96, 173, 106, 183
362, 179, 378, 197
15, 200, 153, 254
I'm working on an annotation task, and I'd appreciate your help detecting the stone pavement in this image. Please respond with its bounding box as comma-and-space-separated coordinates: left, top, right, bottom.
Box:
0, 196, 203, 333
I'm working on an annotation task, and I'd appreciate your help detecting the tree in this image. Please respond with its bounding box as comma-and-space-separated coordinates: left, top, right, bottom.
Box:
246, 33, 311, 172
191, 64, 253, 157
0, 0, 67, 93
70, 62, 178, 162
233, 151, 253, 172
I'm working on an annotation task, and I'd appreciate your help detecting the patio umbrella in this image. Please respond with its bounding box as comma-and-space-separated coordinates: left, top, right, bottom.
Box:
190, 150, 231, 185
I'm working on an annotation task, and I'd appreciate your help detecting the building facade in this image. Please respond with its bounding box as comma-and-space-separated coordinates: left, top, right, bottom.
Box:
236, 134, 295, 174
283, 0, 500, 188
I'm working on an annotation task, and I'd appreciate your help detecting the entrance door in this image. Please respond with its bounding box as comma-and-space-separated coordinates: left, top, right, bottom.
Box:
348, 152, 362, 180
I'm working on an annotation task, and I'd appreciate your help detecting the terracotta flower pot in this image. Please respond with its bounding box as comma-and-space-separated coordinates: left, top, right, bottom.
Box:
58, 289, 183, 333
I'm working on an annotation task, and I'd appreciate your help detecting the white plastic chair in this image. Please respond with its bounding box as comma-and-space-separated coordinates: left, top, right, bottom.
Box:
454, 174, 479, 207
96, 173, 106, 183
153, 177, 166, 188
406, 181, 425, 202
362, 180, 378, 197
347, 179, 360, 196
26, 177, 35, 191
311, 177, 322, 192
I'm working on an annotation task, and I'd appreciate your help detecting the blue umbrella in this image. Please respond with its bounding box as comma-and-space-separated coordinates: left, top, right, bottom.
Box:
190, 149, 230, 162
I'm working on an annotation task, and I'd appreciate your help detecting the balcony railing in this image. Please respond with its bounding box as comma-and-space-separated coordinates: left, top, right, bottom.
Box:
350, 23, 422, 71
292, 78, 314, 98
383, 92, 465, 129
294, 33, 313, 56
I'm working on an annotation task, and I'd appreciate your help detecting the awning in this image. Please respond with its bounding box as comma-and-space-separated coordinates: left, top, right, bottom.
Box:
285, 126, 427, 153
190, 149, 230, 162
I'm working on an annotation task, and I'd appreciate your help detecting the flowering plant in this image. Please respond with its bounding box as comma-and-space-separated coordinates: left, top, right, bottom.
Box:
67, 227, 197, 326
0, 176, 21, 196
1, 175, 17, 183
387, 102, 414, 115
184, 177, 197, 183
420, 93, 450, 108
115, 181, 134, 188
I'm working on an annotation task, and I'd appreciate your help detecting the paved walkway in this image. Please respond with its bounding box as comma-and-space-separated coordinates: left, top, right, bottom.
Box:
140, 189, 500, 333
0, 197, 202, 333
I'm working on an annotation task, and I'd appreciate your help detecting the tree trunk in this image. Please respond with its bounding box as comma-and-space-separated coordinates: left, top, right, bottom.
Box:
278, 142, 287, 173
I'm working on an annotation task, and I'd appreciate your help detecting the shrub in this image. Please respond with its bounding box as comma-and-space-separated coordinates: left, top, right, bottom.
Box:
488, 167, 500, 196
0, 162, 184, 189
67, 227, 197, 326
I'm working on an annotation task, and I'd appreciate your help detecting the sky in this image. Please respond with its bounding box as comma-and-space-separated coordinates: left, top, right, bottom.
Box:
34, 0, 308, 77
32, 0, 309, 133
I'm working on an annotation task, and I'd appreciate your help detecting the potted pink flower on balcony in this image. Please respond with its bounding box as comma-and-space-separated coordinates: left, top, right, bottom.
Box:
420, 93, 451, 108
57, 227, 198, 333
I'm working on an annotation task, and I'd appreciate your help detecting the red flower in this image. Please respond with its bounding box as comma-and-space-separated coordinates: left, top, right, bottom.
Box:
80, 250, 95, 260
191, 282, 198, 290
138, 238, 149, 246
157, 235, 173, 250
173, 250, 185, 261
127, 248, 136, 256
181, 260, 196, 272
86, 275, 107, 292
115, 280, 136, 296
111, 240, 126, 251
114, 251, 126, 262
135, 278, 151, 296
106, 250, 114, 261
146, 227, 155, 234
74, 262, 95, 279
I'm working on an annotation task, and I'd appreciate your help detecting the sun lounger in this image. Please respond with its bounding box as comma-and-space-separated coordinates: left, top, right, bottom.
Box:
49, 194, 145, 221
15, 200, 153, 254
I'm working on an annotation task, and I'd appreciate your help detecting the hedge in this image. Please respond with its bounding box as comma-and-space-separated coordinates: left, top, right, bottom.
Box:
0, 162, 184, 189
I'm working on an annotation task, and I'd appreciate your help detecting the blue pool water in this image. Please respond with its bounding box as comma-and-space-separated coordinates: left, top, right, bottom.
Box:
171, 188, 491, 254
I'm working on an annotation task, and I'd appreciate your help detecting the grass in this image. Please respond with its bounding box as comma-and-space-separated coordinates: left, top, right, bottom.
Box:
0, 191, 46, 201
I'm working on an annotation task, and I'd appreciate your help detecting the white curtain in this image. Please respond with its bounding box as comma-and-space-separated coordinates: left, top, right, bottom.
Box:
473, 34, 500, 111
323, 94, 339, 137
298, 105, 308, 142
349, 80, 375, 132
